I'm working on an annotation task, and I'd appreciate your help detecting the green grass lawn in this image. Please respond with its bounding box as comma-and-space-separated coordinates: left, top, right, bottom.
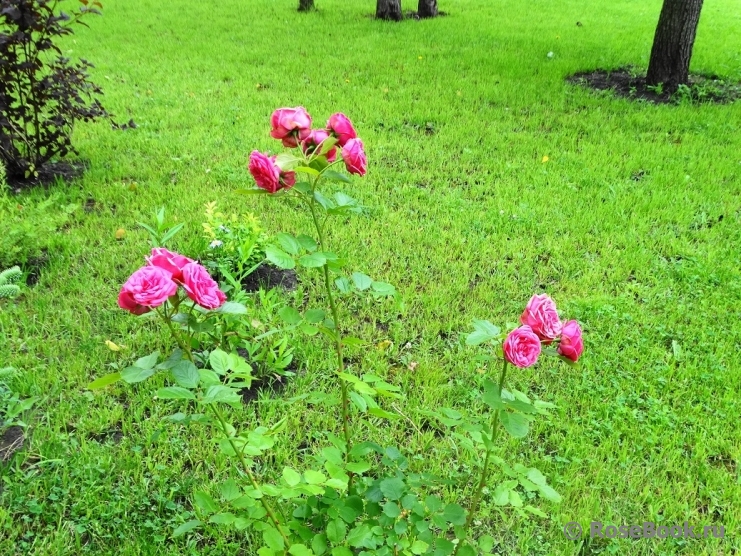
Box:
2, 0, 741, 553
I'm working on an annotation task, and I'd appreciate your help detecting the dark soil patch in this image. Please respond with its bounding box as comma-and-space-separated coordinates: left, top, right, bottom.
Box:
6, 159, 87, 190
22, 250, 49, 286
567, 67, 741, 105
88, 424, 124, 444
241, 264, 298, 293
0, 426, 25, 462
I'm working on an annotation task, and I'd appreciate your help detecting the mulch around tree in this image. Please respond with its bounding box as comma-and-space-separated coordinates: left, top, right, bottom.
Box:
5, 160, 87, 190
241, 264, 298, 293
567, 67, 741, 105
0, 426, 24, 463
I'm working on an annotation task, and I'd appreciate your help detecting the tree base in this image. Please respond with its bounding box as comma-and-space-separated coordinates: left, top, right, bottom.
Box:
568, 67, 741, 105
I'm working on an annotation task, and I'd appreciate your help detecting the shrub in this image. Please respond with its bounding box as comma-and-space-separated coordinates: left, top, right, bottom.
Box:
0, 0, 108, 182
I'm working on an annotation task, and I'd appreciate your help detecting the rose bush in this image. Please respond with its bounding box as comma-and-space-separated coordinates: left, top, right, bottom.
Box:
503, 325, 542, 367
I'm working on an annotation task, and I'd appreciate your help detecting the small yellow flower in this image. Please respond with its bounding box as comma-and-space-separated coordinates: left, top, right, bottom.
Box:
105, 340, 122, 352
542, 155, 549, 163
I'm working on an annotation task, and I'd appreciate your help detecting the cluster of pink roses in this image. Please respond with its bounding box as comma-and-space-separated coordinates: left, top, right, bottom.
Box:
248, 107, 367, 194
503, 294, 584, 367
118, 248, 226, 315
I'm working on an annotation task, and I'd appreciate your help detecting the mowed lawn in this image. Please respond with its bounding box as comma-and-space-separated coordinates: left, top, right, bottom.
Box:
1, 0, 740, 554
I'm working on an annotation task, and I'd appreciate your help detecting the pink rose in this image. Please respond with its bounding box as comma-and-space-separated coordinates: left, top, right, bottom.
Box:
147, 248, 193, 283
326, 113, 357, 147
301, 128, 337, 162
520, 294, 562, 343
270, 107, 312, 148
341, 138, 367, 176
249, 151, 281, 193
558, 320, 584, 362
503, 326, 541, 368
118, 266, 178, 315
181, 262, 226, 309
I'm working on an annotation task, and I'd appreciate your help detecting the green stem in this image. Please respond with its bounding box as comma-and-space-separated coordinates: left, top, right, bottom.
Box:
209, 404, 291, 552
307, 178, 354, 468
454, 358, 509, 555
157, 303, 290, 551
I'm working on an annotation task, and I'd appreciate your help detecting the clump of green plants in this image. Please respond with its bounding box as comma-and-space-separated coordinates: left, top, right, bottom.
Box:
0, 266, 22, 301
0, 0, 108, 182
92, 109, 583, 554
0, 367, 38, 434
199, 201, 267, 288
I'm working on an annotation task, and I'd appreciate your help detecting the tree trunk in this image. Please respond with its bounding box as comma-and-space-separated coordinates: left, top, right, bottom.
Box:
376, 0, 402, 21
646, 0, 704, 91
417, 0, 437, 18
298, 0, 314, 11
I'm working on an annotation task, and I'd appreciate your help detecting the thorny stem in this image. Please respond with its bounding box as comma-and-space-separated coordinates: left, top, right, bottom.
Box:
453, 358, 509, 555
307, 175, 354, 476
158, 304, 290, 550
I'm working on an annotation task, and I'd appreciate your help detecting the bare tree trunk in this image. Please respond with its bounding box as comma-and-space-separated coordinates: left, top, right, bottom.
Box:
376, 0, 402, 21
298, 0, 314, 11
646, 0, 704, 91
417, 0, 437, 18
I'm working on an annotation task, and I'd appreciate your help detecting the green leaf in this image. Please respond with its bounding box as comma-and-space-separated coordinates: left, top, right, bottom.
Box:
410, 540, 429, 555
198, 368, 221, 387
312, 534, 328, 555
379, 477, 405, 501
326, 518, 346, 543
201, 385, 241, 406
171, 360, 199, 389
296, 234, 318, 252
263, 526, 285, 550
276, 233, 301, 255
266, 245, 295, 269
425, 495, 443, 513
289, 545, 314, 556
295, 165, 320, 176
335, 277, 352, 293
536, 483, 562, 503
156, 386, 196, 400
368, 407, 399, 420
172, 519, 202, 537
482, 379, 505, 410
209, 349, 230, 375
275, 153, 300, 171
121, 366, 155, 384
216, 301, 248, 315
442, 503, 467, 526
304, 470, 326, 485
493, 480, 518, 506
331, 548, 353, 556
304, 309, 326, 323
351, 272, 372, 291
87, 372, 121, 390
500, 411, 529, 438
313, 190, 335, 210
346, 523, 373, 547
298, 253, 327, 268
345, 461, 371, 474
278, 306, 303, 325
322, 170, 351, 183
209, 512, 236, 525
283, 467, 302, 487
217, 479, 240, 502
456, 544, 477, 556
383, 501, 401, 518
524, 505, 549, 517
466, 320, 501, 346
134, 351, 160, 370
370, 281, 395, 296
194, 491, 219, 513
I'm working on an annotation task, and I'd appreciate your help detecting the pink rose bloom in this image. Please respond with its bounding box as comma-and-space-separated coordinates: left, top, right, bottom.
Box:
503, 326, 541, 368
281, 169, 296, 188
301, 128, 337, 162
558, 320, 584, 362
270, 107, 312, 148
147, 248, 193, 283
326, 113, 357, 147
118, 266, 178, 315
520, 294, 563, 343
341, 138, 367, 176
181, 262, 226, 309
249, 151, 281, 193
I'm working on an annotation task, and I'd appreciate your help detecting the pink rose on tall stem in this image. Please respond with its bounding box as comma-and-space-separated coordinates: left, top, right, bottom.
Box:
327, 113, 357, 147
248, 151, 281, 193
147, 248, 193, 283
301, 129, 337, 162
118, 266, 178, 315
341, 138, 367, 176
503, 326, 541, 368
181, 262, 226, 309
520, 294, 562, 343
558, 320, 584, 362
270, 107, 312, 148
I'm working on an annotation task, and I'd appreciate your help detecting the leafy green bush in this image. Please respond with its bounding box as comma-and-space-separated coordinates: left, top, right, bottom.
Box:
0, 0, 108, 182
